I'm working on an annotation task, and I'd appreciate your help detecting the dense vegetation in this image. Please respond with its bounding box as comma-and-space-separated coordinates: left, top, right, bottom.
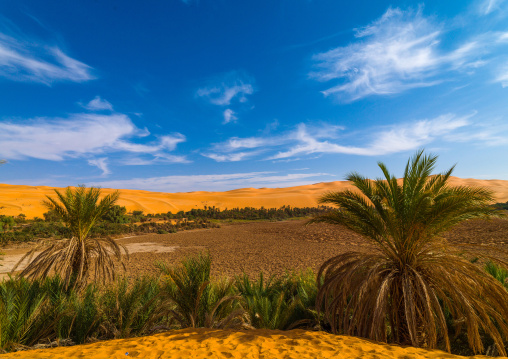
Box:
0, 253, 506, 355
494, 201, 508, 210
0, 205, 331, 244
0, 254, 318, 353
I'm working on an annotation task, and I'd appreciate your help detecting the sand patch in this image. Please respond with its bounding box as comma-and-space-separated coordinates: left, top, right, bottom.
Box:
0, 242, 176, 275
0, 328, 493, 359
123, 242, 178, 254
0, 251, 41, 275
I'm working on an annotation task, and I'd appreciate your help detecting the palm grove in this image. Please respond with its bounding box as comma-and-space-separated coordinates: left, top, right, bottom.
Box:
2, 150, 508, 355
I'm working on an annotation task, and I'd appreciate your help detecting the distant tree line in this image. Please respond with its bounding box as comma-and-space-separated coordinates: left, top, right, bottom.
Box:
493, 201, 508, 210
147, 205, 332, 221
0, 205, 332, 244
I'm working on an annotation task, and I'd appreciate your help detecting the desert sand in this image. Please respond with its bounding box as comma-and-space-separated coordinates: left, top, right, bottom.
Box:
1, 177, 507, 218
0, 328, 493, 359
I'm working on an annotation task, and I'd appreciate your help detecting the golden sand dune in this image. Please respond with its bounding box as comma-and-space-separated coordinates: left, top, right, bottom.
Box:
0, 177, 507, 218
0, 328, 493, 359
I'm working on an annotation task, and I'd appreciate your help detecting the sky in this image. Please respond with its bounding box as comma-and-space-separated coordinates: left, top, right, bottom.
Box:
0, 0, 507, 192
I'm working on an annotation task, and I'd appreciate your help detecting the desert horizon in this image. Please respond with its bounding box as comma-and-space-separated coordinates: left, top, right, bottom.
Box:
2, 176, 508, 219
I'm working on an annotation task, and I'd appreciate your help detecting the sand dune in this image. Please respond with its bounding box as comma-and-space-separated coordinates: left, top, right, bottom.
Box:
0, 177, 507, 218
0, 328, 493, 359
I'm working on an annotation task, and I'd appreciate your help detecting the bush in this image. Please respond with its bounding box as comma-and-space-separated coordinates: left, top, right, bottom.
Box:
102, 205, 130, 224
101, 277, 162, 338
157, 253, 244, 328
235, 271, 317, 330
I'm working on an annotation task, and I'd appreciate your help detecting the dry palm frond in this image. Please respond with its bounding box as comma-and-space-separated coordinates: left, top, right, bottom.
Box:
309, 150, 508, 355
13, 186, 128, 289
14, 236, 126, 288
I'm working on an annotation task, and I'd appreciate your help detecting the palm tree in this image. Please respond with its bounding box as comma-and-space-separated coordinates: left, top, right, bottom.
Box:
310, 150, 508, 355
14, 186, 128, 288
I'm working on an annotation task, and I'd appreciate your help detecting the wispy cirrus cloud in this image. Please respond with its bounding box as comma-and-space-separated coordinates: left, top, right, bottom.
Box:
203, 113, 502, 162
269, 115, 469, 159
496, 63, 508, 87
90, 171, 332, 192
88, 157, 111, 176
197, 72, 254, 105
202, 151, 263, 163
223, 109, 237, 124
480, 0, 506, 15
0, 113, 188, 170
82, 96, 113, 111
310, 7, 487, 102
0, 32, 95, 84
196, 71, 255, 123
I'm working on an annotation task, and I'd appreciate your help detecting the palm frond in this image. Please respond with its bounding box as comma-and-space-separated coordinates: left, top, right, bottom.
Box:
310, 149, 508, 354
15, 186, 127, 289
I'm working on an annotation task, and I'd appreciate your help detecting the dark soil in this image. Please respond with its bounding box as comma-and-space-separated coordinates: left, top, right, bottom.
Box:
115, 218, 508, 279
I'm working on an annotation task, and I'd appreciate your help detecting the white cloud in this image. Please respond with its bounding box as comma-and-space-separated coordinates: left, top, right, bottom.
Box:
270, 115, 470, 159
443, 118, 508, 145
496, 63, 508, 87
204, 114, 481, 162
480, 0, 506, 14
83, 96, 113, 111
90, 171, 332, 192
197, 71, 255, 106
119, 154, 189, 166
88, 157, 111, 176
223, 109, 237, 124
222, 137, 273, 150
159, 134, 186, 151
0, 114, 188, 165
197, 82, 253, 106
196, 71, 256, 124
202, 151, 260, 162
0, 32, 95, 84
310, 8, 484, 101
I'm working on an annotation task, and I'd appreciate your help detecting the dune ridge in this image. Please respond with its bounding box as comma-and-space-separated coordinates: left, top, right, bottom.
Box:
0, 328, 492, 359
0, 177, 507, 218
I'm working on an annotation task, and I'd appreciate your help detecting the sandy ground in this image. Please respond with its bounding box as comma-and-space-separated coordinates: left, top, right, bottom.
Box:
1, 176, 507, 218
0, 328, 495, 359
0, 242, 178, 277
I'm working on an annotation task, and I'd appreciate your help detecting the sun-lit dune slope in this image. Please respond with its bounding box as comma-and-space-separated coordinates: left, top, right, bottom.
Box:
0, 177, 507, 219
0, 328, 494, 359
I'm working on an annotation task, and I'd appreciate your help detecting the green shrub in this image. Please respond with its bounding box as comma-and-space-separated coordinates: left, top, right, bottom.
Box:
102, 205, 130, 224
485, 261, 508, 289
235, 271, 318, 330
0, 277, 54, 351
101, 276, 162, 338
157, 253, 243, 328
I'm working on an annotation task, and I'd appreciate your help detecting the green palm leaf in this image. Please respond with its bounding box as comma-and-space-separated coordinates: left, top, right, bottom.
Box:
310, 150, 507, 355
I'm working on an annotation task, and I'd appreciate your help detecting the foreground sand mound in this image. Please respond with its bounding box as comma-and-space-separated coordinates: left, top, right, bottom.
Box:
0, 328, 495, 359
1, 177, 507, 218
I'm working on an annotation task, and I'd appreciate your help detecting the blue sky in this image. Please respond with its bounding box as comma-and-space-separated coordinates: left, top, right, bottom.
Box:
0, 0, 507, 192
